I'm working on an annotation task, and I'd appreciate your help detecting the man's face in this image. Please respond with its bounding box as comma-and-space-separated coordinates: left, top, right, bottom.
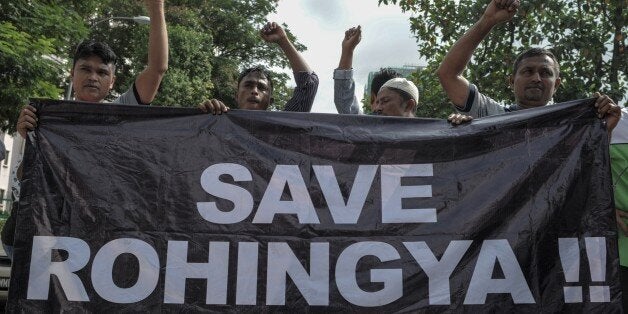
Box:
71, 56, 116, 102
236, 71, 272, 110
373, 88, 415, 117
511, 55, 561, 108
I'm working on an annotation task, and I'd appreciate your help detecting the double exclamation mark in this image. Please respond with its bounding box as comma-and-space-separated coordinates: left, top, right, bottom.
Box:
558, 237, 610, 303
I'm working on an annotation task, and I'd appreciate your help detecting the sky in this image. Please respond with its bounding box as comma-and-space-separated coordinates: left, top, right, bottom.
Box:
267, 0, 424, 113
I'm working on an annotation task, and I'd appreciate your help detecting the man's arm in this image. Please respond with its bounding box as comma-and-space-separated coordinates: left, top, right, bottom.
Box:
134, 0, 168, 104
334, 26, 361, 114
261, 22, 311, 73
261, 22, 318, 112
436, 0, 519, 108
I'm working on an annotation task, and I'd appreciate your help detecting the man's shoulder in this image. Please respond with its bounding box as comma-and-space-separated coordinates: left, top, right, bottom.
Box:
459, 84, 509, 117
111, 83, 144, 105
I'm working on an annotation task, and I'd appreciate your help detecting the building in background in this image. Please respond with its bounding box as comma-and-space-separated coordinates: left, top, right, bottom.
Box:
0, 132, 24, 213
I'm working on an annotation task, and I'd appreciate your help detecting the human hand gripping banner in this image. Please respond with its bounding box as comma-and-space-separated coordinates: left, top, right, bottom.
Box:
6, 98, 621, 312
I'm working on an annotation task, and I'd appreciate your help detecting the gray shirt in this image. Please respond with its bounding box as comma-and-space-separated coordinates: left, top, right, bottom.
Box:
333, 68, 361, 114
112, 83, 143, 105
456, 84, 521, 118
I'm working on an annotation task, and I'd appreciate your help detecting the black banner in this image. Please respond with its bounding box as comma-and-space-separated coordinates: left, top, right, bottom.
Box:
7, 99, 621, 312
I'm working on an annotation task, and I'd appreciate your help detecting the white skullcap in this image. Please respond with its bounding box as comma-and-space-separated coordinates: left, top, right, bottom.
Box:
379, 78, 419, 103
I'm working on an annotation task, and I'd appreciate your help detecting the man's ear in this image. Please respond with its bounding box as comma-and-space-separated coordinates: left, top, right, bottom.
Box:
269, 97, 274, 105
405, 99, 417, 113
109, 75, 116, 90
553, 77, 562, 93
508, 75, 514, 88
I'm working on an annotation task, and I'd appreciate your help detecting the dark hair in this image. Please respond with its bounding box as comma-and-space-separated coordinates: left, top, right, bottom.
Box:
238, 66, 273, 95
72, 39, 118, 68
371, 68, 401, 96
513, 48, 560, 76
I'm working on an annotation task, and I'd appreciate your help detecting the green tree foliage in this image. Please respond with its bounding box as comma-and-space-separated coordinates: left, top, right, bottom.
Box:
0, 1, 89, 132
379, 0, 626, 118
0, 0, 304, 132
88, 0, 303, 110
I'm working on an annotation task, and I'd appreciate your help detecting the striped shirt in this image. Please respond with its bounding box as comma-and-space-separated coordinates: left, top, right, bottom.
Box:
283, 71, 319, 112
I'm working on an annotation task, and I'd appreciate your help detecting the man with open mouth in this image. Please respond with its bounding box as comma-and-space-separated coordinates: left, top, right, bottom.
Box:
199, 22, 318, 115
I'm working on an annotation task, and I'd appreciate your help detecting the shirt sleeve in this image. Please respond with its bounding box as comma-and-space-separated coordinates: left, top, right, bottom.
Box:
456, 84, 506, 118
333, 68, 361, 114
283, 71, 319, 112
112, 83, 147, 105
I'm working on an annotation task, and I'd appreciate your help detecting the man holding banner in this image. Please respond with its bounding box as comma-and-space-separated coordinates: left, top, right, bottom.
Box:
437, 0, 620, 129
15, 0, 169, 138
199, 22, 319, 115
6, 0, 168, 262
